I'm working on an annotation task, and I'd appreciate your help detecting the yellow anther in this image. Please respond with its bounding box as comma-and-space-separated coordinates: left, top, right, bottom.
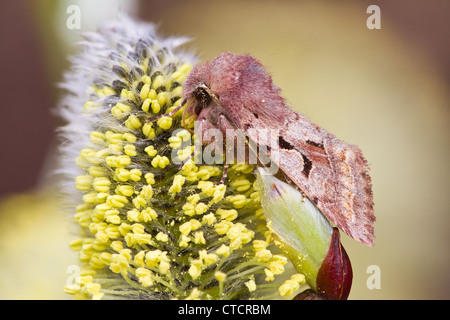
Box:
115, 185, 134, 197
83, 100, 96, 112
127, 209, 140, 222
106, 155, 131, 168
125, 232, 152, 246
110, 253, 130, 275
143, 172, 155, 185
159, 260, 171, 274
227, 194, 247, 209
268, 255, 287, 275
69, 239, 84, 251
255, 249, 272, 262
253, 240, 269, 251
115, 168, 130, 182
214, 271, 227, 283
198, 181, 214, 196
141, 98, 151, 112
136, 267, 154, 287
120, 89, 135, 100
179, 234, 191, 247
157, 92, 168, 107
110, 241, 124, 252
93, 177, 111, 192
140, 207, 158, 222
139, 184, 153, 199
125, 114, 142, 130
118, 223, 132, 237
168, 175, 185, 194
105, 225, 120, 239
124, 144, 137, 156
230, 179, 252, 192
182, 203, 195, 217
214, 221, 233, 235
211, 184, 226, 204
187, 194, 200, 205
216, 244, 230, 258
82, 192, 97, 204
144, 145, 157, 157
231, 163, 254, 174
151, 100, 161, 114
171, 63, 192, 82
151, 155, 170, 169
132, 195, 146, 209
142, 122, 155, 139
99, 86, 115, 96
139, 83, 150, 100
193, 231, 205, 244
108, 143, 123, 153
148, 88, 157, 100
176, 129, 191, 142
89, 166, 106, 177
180, 159, 197, 175
157, 116, 172, 130
156, 232, 169, 242
216, 208, 238, 221
75, 175, 93, 191
291, 273, 306, 284
179, 219, 201, 236
90, 131, 106, 145
202, 213, 216, 226
134, 251, 146, 268
123, 132, 137, 142
151, 75, 164, 90
170, 86, 183, 97
185, 288, 202, 300
279, 279, 301, 297
129, 168, 142, 181
188, 259, 203, 280
106, 194, 128, 208
145, 249, 163, 268
142, 75, 151, 85
250, 191, 261, 203
130, 223, 145, 234
202, 252, 218, 267
99, 252, 112, 266
111, 102, 132, 118
106, 214, 121, 225
168, 136, 182, 149
245, 279, 256, 292
194, 203, 208, 215
264, 268, 275, 282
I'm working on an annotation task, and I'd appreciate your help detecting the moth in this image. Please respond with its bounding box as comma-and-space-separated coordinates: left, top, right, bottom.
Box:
162, 52, 375, 246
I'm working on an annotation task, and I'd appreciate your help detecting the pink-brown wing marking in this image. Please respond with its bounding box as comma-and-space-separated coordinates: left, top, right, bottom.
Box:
229, 106, 375, 246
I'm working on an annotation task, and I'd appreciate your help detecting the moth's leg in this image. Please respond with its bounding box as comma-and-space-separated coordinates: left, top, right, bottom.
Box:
178, 149, 198, 170
218, 163, 229, 185
146, 98, 189, 123
145, 103, 184, 123
216, 114, 235, 185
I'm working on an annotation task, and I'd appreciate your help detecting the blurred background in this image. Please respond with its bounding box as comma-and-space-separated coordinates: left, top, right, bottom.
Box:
0, 0, 448, 299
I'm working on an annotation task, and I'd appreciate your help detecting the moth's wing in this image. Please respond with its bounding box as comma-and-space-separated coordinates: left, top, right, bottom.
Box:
231, 107, 375, 246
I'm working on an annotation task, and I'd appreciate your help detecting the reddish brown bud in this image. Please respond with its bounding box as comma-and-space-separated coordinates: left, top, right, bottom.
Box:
316, 228, 353, 300
293, 289, 324, 300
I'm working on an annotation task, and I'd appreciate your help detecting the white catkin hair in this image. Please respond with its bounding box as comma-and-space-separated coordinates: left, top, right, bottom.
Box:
55, 14, 197, 209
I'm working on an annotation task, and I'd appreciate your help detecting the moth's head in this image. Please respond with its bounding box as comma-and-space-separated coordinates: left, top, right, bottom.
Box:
183, 52, 264, 115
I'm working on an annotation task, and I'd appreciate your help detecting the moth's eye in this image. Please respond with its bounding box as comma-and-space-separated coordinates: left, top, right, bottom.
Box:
192, 86, 212, 114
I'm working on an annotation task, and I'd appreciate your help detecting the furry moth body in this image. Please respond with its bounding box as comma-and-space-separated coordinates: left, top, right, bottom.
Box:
182, 52, 375, 246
